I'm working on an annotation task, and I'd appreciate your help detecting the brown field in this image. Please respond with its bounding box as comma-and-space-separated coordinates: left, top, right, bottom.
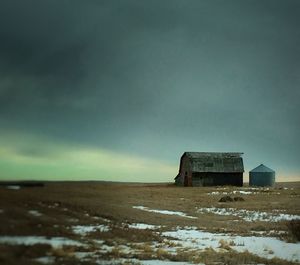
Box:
0, 182, 299, 265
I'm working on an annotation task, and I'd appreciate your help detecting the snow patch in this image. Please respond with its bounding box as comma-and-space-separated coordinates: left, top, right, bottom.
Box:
197, 207, 300, 222
162, 229, 300, 262
207, 188, 282, 196
208, 190, 256, 195
28, 210, 42, 217
0, 236, 83, 247
233, 190, 253, 195
72, 224, 110, 235
95, 258, 142, 265
133, 206, 197, 219
95, 258, 195, 265
207, 191, 228, 195
6, 185, 20, 190
128, 223, 161, 230
74, 251, 95, 259
92, 216, 111, 222
98, 244, 114, 253
34, 256, 55, 264
251, 230, 287, 236
140, 260, 196, 265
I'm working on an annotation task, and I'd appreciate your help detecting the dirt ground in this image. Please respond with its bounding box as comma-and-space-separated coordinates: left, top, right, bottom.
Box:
0, 181, 299, 265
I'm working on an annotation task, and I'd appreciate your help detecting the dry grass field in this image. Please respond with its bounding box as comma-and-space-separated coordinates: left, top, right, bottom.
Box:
0, 182, 299, 265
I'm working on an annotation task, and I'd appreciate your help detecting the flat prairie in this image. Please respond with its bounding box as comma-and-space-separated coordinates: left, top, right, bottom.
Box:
0, 182, 299, 265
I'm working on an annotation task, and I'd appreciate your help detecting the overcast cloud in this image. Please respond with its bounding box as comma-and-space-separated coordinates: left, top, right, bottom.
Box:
0, 0, 299, 181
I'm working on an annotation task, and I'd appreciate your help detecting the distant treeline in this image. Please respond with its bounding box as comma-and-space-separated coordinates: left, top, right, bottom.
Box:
0, 181, 45, 187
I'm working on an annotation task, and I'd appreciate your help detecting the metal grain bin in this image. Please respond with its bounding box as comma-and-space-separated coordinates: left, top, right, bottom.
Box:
249, 164, 275, 187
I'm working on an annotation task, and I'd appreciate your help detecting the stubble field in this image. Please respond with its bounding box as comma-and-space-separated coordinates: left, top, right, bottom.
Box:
0, 182, 299, 265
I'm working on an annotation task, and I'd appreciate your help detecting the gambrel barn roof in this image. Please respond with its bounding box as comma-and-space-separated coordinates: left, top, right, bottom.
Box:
182, 152, 244, 173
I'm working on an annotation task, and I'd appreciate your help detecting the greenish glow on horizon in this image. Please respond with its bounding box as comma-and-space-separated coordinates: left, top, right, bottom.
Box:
0, 130, 299, 182
0, 131, 177, 182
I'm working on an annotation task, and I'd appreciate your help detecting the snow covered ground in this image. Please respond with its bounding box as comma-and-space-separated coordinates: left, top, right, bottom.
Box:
1, 183, 299, 264
94, 259, 197, 265
207, 191, 279, 195
197, 207, 300, 222
133, 206, 197, 219
140, 260, 198, 265
72, 224, 110, 235
92, 216, 111, 223
207, 191, 256, 195
207, 187, 284, 196
28, 210, 43, 217
162, 229, 300, 262
1, 224, 299, 263
128, 223, 161, 230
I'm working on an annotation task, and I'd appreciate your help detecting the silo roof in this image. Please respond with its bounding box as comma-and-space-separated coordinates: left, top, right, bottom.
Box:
250, 164, 275, 173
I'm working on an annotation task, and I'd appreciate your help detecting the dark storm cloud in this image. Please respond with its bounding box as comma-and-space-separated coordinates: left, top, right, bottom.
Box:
0, 0, 299, 174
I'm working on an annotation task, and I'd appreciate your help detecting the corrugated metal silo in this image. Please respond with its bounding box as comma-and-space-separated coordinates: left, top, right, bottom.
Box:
249, 164, 275, 187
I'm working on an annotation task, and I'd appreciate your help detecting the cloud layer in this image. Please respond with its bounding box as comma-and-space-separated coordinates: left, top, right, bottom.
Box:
0, 0, 299, 180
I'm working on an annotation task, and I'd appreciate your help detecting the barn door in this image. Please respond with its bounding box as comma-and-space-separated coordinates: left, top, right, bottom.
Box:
184, 172, 188, 186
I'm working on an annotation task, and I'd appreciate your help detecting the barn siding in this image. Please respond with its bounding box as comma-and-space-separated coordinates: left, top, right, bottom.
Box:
174, 176, 181, 186
178, 155, 192, 186
192, 172, 243, 187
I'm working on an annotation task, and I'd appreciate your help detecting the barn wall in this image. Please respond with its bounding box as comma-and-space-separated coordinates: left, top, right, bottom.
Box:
178, 155, 192, 186
192, 172, 243, 187
175, 175, 184, 186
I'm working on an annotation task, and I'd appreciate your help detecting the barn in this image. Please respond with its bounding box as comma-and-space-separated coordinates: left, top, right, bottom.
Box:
174, 152, 244, 187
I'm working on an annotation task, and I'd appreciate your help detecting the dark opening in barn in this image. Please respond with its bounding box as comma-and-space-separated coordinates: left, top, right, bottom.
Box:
174, 152, 244, 187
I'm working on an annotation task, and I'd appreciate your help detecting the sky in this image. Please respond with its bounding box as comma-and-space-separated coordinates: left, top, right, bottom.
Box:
0, 0, 299, 182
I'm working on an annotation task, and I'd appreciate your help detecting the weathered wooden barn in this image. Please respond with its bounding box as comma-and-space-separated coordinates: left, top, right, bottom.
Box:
174, 152, 244, 187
